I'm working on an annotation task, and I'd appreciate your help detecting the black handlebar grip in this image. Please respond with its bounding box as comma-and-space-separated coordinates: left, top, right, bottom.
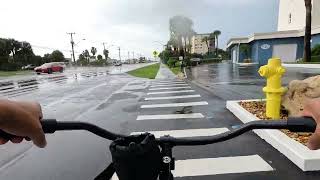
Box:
287, 117, 317, 132
0, 119, 57, 141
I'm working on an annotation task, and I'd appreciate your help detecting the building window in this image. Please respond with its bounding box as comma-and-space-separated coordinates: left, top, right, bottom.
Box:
288, 13, 292, 24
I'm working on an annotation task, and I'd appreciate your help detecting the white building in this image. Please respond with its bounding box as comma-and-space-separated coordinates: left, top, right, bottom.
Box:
191, 34, 214, 55
227, 0, 320, 64
278, 0, 320, 31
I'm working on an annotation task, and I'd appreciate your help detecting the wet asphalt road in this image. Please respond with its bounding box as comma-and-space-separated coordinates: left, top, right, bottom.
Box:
187, 62, 320, 100
0, 62, 319, 180
0, 63, 154, 180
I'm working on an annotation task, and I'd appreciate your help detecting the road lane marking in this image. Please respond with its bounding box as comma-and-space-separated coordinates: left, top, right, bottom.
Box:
173, 155, 273, 177
150, 84, 188, 88
111, 155, 272, 180
147, 90, 195, 95
131, 128, 229, 138
149, 87, 191, 91
136, 113, 204, 120
145, 95, 201, 100
141, 101, 208, 108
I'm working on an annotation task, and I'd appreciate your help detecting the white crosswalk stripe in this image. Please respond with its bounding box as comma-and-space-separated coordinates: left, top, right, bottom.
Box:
149, 87, 191, 91
147, 90, 195, 95
150, 84, 188, 88
130, 128, 229, 138
151, 82, 187, 86
141, 101, 208, 108
136, 113, 204, 120
145, 94, 201, 100
173, 155, 273, 177
111, 155, 273, 180
127, 79, 274, 179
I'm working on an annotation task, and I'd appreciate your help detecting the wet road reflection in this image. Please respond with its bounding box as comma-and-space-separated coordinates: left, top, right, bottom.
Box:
189, 62, 320, 100
0, 71, 110, 98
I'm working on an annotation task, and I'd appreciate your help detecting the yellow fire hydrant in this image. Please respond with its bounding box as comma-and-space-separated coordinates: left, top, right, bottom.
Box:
258, 58, 286, 119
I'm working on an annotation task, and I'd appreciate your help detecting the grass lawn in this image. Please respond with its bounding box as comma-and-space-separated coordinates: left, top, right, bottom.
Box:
0, 70, 33, 77
169, 66, 181, 75
127, 63, 160, 79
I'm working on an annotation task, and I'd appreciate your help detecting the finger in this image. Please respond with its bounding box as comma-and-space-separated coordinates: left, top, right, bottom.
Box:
0, 138, 9, 145
308, 129, 320, 150
28, 128, 47, 148
11, 137, 24, 144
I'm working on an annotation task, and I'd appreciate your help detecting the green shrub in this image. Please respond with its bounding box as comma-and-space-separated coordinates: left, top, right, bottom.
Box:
312, 44, 320, 56
167, 58, 177, 68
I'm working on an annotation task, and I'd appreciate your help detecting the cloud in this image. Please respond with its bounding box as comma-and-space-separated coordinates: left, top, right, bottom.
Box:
0, 0, 278, 59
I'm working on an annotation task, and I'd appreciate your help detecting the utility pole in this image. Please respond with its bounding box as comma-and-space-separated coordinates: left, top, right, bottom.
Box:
67, 32, 76, 63
128, 51, 130, 60
132, 52, 134, 59
118, 47, 121, 61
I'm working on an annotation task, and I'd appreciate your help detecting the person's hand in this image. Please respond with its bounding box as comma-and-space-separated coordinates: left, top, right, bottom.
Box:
0, 100, 46, 148
301, 98, 320, 150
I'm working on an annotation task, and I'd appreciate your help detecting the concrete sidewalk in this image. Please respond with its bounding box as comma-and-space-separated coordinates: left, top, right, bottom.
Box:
155, 64, 176, 79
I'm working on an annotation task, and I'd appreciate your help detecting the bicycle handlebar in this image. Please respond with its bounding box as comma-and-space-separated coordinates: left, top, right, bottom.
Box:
0, 117, 316, 146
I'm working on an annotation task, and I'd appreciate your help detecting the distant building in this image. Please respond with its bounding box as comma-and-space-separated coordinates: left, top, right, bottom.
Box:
227, 0, 320, 64
191, 34, 214, 55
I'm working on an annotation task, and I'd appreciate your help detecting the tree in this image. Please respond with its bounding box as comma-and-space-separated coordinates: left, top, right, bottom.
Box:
83, 50, 90, 63
97, 54, 103, 60
16, 41, 34, 65
213, 30, 221, 55
103, 49, 109, 60
169, 15, 195, 55
304, 0, 312, 62
91, 47, 97, 58
43, 53, 51, 63
50, 50, 65, 62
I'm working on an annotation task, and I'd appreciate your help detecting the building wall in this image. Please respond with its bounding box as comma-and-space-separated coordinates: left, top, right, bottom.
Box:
250, 37, 304, 65
278, 0, 319, 31
191, 34, 214, 55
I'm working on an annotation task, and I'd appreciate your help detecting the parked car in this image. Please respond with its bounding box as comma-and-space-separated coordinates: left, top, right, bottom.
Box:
21, 64, 36, 70
34, 62, 65, 74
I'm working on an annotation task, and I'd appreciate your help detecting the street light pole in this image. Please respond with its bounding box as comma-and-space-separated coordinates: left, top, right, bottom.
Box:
118, 47, 121, 61
67, 32, 76, 63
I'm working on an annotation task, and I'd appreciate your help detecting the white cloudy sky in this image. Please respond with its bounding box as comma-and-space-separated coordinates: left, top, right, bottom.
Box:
0, 0, 278, 59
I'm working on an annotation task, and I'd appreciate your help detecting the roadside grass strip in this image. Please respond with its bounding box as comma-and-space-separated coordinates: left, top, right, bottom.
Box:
127, 63, 160, 79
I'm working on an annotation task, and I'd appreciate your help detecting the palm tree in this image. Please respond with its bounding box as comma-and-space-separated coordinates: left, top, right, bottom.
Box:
91, 47, 97, 58
213, 30, 221, 56
304, 0, 312, 62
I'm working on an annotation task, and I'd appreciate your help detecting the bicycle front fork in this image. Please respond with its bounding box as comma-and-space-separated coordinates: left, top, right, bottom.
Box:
159, 142, 175, 180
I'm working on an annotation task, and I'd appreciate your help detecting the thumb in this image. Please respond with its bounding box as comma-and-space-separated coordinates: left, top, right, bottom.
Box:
307, 127, 320, 150
27, 124, 47, 148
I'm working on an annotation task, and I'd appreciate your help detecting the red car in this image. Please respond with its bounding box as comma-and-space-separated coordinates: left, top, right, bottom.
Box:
34, 62, 65, 74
